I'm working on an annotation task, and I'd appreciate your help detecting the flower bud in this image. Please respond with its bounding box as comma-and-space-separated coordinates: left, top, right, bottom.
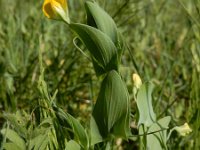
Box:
132, 73, 142, 89
174, 123, 192, 136
43, 0, 70, 23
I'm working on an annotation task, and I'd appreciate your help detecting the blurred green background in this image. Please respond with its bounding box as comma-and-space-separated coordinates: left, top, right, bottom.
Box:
0, 0, 199, 149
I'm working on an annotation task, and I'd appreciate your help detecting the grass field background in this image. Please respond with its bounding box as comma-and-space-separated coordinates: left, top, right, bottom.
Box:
0, 0, 199, 149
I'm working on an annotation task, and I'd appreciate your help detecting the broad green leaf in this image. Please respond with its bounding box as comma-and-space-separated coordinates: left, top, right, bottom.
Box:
29, 119, 55, 150
146, 116, 171, 150
85, 1, 125, 60
70, 23, 118, 76
112, 103, 131, 139
53, 106, 88, 149
67, 114, 88, 149
3, 112, 27, 138
3, 143, 21, 150
105, 142, 111, 150
136, 82, 156, 127
1, 129, 26, 150
29, 126, 49, 140
85, 1, 118, 45
30, 134, 49, 150
92, 70, 131, 139
92, 57, 107, 76
38, 117, 53, 128
37, 136, 49, 150
90, 116, 103, 145
65, 140, 81, 150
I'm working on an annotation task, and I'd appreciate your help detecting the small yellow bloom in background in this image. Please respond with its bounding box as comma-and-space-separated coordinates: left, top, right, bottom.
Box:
174, 123, 192, 136
43, 0, 70, 23
132, 73, 142, 89
45, 59, 52, 66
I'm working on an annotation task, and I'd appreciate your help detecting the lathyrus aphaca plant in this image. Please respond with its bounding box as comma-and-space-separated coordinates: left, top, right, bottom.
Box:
43, 0, 130, 148
0, 1, 193, 150
42, 0, 192, 150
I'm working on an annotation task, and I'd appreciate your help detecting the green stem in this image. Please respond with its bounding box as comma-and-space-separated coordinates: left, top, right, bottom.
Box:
142, 124, 147, 150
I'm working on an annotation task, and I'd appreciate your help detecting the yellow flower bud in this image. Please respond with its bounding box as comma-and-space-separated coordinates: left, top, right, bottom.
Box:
174, 123, 192, 136
132, 73, 142, 89
42, 0, 70, 23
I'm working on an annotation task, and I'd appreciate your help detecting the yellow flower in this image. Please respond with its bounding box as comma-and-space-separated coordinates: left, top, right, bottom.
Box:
132, 73, 142, 89
42, 0, 70, 23
174, 123, 192, 136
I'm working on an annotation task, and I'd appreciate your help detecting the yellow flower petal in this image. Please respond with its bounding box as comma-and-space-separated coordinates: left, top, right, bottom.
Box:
174, 123, 192, 136
43, 0, 57, 19
132, 73, 142, 89
42, 0, 70, 23
55, 0, 67, 10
